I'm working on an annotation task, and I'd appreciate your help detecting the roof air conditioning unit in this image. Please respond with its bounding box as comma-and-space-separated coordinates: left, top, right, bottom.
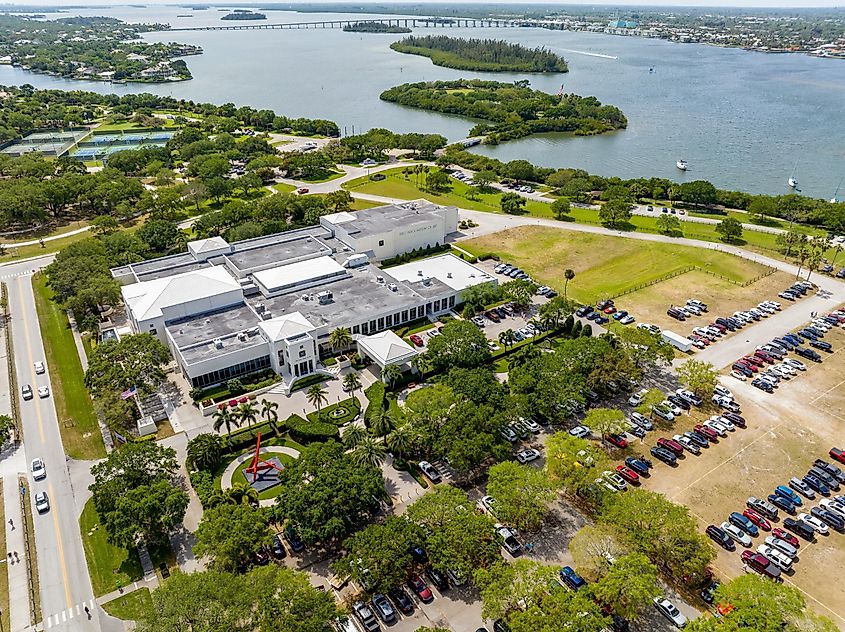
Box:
376, 275, 384, 284
301, 294, 309, 300
204, 318, 211, 325
388, 283, 398, 292
213, 338, 223, 349
255, 304, 265, 313
238, 332, 247, 341
317, 290, 333, 304
263, 312, 272, 320
446, 272, 453, 278
417, 270, 423, 276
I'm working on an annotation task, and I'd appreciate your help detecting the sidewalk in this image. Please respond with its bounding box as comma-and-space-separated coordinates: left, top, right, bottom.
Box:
3, 448, 32, 632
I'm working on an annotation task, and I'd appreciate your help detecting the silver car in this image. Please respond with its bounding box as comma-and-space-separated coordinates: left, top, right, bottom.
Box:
653, 597, 687, 628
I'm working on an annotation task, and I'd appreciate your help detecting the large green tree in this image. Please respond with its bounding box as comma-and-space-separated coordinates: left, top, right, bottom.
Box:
335, 516, 422, 593
486, 461, 554, 533
590, 552, 661, 620
677, 359, 719, 398
85, 333, 171, 397
598, 199, 632, 228
424, 319, 491, 372
89, 442, 188, 548
193, 504, 271, 572
273, 441, 384, 546
474, 560, 558, 621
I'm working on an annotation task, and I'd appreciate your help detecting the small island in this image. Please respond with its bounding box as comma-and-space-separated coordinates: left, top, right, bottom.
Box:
342, 21, 411, 34
380, 79, 626, 144
221, 10, 266, 21
389, 35, 568, 73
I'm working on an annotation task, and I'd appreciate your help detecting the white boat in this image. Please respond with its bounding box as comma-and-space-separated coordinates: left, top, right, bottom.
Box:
789, 162, 798, 189
831, 177, 843, 203
676, 160, 688, 171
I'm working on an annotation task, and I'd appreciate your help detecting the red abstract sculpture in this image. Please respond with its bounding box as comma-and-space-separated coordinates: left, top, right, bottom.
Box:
245, 432, 285, 483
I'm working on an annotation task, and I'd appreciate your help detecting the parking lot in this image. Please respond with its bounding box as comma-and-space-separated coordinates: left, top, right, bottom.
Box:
638, 321, 845, 626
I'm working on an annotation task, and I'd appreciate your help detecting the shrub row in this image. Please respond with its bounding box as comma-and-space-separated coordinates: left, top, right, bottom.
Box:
363, 382, 386, 423
286, 413, 339, 443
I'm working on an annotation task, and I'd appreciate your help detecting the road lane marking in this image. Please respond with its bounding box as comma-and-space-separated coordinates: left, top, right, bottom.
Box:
16, 276, 45, 443
48, 482, 73, 609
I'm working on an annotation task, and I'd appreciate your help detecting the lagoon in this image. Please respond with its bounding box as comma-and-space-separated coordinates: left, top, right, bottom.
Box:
1, 5, 843, 198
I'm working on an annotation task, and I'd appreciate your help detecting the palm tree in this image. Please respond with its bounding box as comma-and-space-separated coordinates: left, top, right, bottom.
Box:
386, 423, 415, 459
350, 436, 387, 468
499, 329, 516, 350
306, 383, 328, 412
411, 353, 431, 376
212, 407, 240, 435
343, 372, 362, 395
563, 269, 576, 300
186, 433, 223, 472
369, 411, 395, 438
381, 364, 402, 388
237, 402, 259, 428
328, 327, 354, 354
342, 424, 368, 449
226, 482, 259, 507
260, 399, 279, 429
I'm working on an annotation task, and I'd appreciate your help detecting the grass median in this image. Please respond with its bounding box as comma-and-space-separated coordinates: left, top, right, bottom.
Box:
31, 274, 104, 459
102, 587, 153, 621
80, 499, 144, 597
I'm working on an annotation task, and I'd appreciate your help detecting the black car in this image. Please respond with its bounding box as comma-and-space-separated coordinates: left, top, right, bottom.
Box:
686, 431, 710, 448
284, 525, 304, 552
751, 379, 774, 393
576, 306, 594, 317
811, 506, 845, 531
425, 567, 449, 592
700, 581, 721, 605
804, 474, 831, 496
809, 467, 840, 490
705, 524, 735, 551
493, 620, 511, 632
814, 459, 845, 484
784, 517, 816, 541
767, 493, 797, 514
409, 545, 429, 564
388, 586, 414, 615
733, 364, 754, 378
810, 340, 833, 352
650, 446, 677, 466
251, 548, 271, 566
667, 395, 690, 411
722, 412, 746, 428
270, 534, 287, 559
611, 615, 630, 632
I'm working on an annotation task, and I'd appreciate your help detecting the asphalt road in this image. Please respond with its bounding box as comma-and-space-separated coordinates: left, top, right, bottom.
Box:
4, 256, 101, 631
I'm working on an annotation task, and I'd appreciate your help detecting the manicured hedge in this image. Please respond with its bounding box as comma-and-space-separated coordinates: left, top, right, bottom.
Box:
286, 414, 339, 443
364, 382, 386, 423
222, 421, 279, 451
307, 397, 361, 426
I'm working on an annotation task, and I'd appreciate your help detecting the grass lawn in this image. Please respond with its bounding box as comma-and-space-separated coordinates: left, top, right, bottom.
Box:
272, 182, 296, 194
32, 274, 105, 459
0, 230, 93, 263
462, 226, 772, 305
80, 499, 143, 597
0, 220, 89, 243
102, 587, 153, 621
300, 170, 344, 184
96, 120, 178, 132
349, 198, 382, 211
19, 476, 41, 621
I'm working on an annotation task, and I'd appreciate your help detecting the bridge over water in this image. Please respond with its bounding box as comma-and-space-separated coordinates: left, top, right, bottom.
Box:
166, 17, 537, 32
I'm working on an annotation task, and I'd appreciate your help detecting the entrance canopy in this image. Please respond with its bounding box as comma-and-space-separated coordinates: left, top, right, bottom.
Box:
357, 330, 417, 369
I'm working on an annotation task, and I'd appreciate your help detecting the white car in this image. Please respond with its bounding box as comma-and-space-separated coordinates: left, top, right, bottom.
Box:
714, 385, 734, 399
516, 448, 541, 464
662, 400, 683, 416
495, 523, 522, 555
721, 521, 752, 547
37, 386, 49, 399
418, 460, 442, 483
820, 498, 845, 520
784, 358, 806, 371
756, 545, 792, 572
34, 361, 45, 374
480, 495, 499, 516
710, 415, 734, 431
34, 491, 49, 513
797, 513, 829, 535
30, 458, 46, 481
601, 471, 628, 492
730, 370, 747, 381
569, 425, 592, 438
521, 418, 542, 434
653, 597, 687, 628
704, 420, 728, 437
764, 536, 797, 558
628, 388, 649, 407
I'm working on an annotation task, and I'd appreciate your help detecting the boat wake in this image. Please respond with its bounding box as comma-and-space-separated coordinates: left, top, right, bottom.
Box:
559, 48, 618, 60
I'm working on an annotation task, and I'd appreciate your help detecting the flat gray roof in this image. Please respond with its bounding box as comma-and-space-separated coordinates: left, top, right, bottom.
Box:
166, 303, 266, 365
341, 201, 446, 239
136, 260, 210, 282
251, 272, 421, 332
226, 235, 329, 272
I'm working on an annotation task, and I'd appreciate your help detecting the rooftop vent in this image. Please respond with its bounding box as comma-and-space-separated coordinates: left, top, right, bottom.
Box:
213, 338, 223, 349
301, 294, 309, 301
237, 332, 247, 341
204, 318, 211, 325
422, 277, 432, 286
178, 329, 184, 334
417, 270, 423, 276
263, 312, 273, 320
446, 272, 453, 279
376, 275, 384, 284
388, 283, 398, 292
255, 303, 265, 313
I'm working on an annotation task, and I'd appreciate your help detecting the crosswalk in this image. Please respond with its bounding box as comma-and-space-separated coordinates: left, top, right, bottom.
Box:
41, 600, 95, 628
0, 270, 35, 280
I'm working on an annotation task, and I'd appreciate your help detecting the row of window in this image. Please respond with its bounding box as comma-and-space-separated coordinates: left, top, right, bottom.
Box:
190, 355, 271, 388
348, 295, 456, 336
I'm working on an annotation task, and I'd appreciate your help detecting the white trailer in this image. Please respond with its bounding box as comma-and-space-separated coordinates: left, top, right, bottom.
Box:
662, 330, 693, 353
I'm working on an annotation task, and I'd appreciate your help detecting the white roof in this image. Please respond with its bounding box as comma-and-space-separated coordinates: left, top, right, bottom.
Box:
258, 312, 315, 342
385, 254, 495, 292
357, 330, 417, 367
188, 236, 230, 255
122, 266, 241, 321
252, 256, 346, 293
321, 211, 356, 225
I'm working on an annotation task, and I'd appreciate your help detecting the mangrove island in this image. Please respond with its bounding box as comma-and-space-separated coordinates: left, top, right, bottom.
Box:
389, 35, 568, 73
342, 21, 411, 33
380, 79, 626, 144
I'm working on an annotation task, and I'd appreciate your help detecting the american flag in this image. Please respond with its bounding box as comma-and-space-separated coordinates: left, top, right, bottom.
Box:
120, 386, 137, 400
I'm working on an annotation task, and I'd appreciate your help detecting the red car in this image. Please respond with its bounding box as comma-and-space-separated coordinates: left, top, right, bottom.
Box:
743, 355, 764, 367
603, 306, 617, 314
754, 351, 775, 364
772, 528, 799, 549
830, 448, 845, 466
485, 310, 501, 323
407, 575, 433, 603
694, 424, 718, 442
604, 433, 628, 449
736, 360, 758, 373
296, 187, 309, 194
743, 508, 772, 531
616, 465, 639, 484
741, 551, 781, 580
657, 437, 684, 457
409, 334, 424, 347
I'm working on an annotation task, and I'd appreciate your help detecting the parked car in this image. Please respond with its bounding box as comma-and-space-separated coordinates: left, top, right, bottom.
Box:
810, 506, 844, 531
270, 534, 287, 559
569, 425, 592, 438
742, 508, 771, 532
756, 545, 792, 572
602, 471, 628, 491
706, 524, 736, 551
767, 494, 797, 514
604, 433, 628, 449
558, 565, 586, 591
624, 457, 650, 475
747, 497, 779, 520
652, 597, 688, 628
496, 523, 522, 555
425, 567, 449, 592
408, 575, 434, 603
388, 586, 414, 615
797, 512, 829, 535
772, 528, 800, 549
741, 551, 782, 580
774, 485, 802, 507
650, 446, 677, 466
803, 474, 830, 496
830, 448, 845, 466
616, 465, 640, 484
352, 602, 380, 632
729, 512, 759, 537
694, 424, 718, 443
783, 517, 816, 541
516, 448, 541, 464
418, 460, 442, 483
764, 536, 798, 558
284, 526, 304, 553
789, 477, 816, 500
409, 334, 424, 347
